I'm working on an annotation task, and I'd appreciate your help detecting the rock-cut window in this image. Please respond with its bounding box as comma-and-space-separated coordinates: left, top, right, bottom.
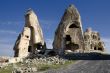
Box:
25, 35, 29, 38
84, 35, 89, 41
92, 35, 97, 40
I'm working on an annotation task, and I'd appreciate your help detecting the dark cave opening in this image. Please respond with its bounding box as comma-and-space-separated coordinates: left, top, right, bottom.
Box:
65, 35, 79, 50
28, 46, 32, 52
98, 48, 103, 51
94, 47, 97, 50
65, 35, 71, 41
69, 23, 79, 28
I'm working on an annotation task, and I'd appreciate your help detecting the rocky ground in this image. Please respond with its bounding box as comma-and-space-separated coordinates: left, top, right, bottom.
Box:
12, 56, 72, 73
0, 53, 110, 73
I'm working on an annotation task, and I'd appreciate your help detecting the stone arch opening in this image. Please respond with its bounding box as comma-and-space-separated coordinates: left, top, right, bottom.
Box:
69, 21, 79, 28
69, 23, 79, 28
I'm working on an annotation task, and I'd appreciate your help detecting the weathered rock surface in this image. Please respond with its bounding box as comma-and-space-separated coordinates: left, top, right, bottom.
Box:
13, 9, 46, 58
53, 5, 84, 54
84, 28, 105, 52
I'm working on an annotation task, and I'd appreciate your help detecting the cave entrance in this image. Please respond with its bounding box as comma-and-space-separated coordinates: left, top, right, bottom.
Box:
28, 46, 32, 52
65, 35, 79, 51
94, 47, 97, 50
98, 47, 103, 51
65, 35, 71, 41
65, 35, 71, 50
69, 21, 79, 28
14, 49, 19, 57
69, 24, 79, 28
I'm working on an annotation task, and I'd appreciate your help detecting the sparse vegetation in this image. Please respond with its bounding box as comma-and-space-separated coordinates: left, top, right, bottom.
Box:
37, 60, 74, 71
0, 59, 75, 73
0, 64, 13, 73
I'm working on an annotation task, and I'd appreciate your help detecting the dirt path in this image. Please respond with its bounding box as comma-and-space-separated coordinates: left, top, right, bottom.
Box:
43, 60, 110, 73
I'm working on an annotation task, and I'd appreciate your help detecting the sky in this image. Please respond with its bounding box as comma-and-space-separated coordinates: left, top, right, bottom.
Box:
0, 0, 110, 56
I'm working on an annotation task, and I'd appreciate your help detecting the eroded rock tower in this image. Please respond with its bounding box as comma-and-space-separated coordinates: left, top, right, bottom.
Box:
84, 28, 105, 52
53, 5, 85, 55
13, 9, 46, 58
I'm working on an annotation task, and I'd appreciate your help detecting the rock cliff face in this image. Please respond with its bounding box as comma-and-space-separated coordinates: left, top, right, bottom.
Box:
53, 5, 84, 54
84, 28, 105, 52
13, 9, 46, 58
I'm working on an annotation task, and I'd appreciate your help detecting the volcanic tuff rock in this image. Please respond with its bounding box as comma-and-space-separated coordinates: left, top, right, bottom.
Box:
13, 4, 105, 58
53, 5, 84, 55
13, 9, 46, 58
84, 28, 105, 52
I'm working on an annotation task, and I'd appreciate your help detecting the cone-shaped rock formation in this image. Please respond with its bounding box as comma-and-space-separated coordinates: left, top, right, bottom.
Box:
53, 5, 85, 55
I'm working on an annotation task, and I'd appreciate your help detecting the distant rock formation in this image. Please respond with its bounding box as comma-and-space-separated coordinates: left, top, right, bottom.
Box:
53, 5, 84, 55
13, 9, 46, 58
13, 4, 105, 58
84, 28, 105, 52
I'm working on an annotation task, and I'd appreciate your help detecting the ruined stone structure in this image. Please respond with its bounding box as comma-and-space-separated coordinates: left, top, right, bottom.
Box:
13, 9, 46, 58
53, 5, 84, 55
84, 28, 105, 52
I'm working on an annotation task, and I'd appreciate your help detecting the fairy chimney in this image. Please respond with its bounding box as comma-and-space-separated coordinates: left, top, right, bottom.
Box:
53, 5, 84, 55
13, 9, 46, 58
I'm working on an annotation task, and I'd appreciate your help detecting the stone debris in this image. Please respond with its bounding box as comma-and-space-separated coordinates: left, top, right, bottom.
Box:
84, 28, 105, 52
12, 67, 37, 73
25, 56, 66, 65
13, 9, 46, 58
12, 56, 67, 73
53, 5, 84, 55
